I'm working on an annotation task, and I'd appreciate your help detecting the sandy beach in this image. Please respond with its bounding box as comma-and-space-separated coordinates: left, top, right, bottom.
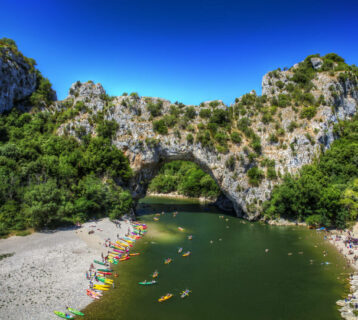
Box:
0, 218, 133, 320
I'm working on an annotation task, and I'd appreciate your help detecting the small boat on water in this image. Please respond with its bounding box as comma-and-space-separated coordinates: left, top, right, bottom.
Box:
152, 270, 159, 278
153, 217, 159, 221
180, 289, 191, 298
129, 253, 140, 256
182, 251, 191, 257
188, 235, 193, 240
158, 293, 173, 302
139, 280, 157, 285
178, 227, 184, 232
178, 247, 183, 253
164, 258, 172, 264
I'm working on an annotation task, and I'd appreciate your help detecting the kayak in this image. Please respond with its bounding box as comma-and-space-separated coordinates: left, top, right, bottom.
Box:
183, 251, 191, 257
54, 311, 73, 319
119, 257, 130, 262
129, 253, 140, 256
152, 270, 159, 278
98, 271, 112, 275
164, 258, 172, 264
180, 289, 191, 298
158, 293, 173, 302
178, 247, 183, 253
188, 235, 193, 240
68, 308, 84, 316
86, 290, 100, 299
87, 289, 102, 297
113, 249, 125, 253
97, 269, 113, 272
139, 280, 157, 285
94, 283, 110, 288
98, 277, 113, 284
94, 260, 106, 265
178, 227, 184, 232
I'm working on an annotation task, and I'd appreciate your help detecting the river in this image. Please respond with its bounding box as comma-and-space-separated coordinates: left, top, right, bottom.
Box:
82, 197, 350, 319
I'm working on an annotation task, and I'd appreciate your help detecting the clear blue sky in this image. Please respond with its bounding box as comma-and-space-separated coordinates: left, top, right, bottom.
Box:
1, 0, 358, 105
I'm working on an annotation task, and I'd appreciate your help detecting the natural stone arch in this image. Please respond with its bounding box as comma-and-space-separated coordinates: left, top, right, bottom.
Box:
56, 63, 358, 220
127, 151, 234, 211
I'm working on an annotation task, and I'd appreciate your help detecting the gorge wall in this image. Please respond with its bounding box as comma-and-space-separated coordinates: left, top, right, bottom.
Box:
1, 47, 357, 220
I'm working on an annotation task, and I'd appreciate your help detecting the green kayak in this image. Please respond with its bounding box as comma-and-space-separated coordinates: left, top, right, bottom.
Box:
54, 311, 73, 319
94, 260, 105, 265
68, 307, 84, 316
139, 280, 157, 285
97, 268, 113, 272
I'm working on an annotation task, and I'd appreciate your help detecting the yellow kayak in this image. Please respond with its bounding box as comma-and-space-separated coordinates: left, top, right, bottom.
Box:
94, 284, 111, 288
158, 293, 173, 302
116, 241, 129, 247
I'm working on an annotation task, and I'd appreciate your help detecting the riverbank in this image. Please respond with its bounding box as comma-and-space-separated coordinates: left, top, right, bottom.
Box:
146, 192, 215, 203
0, 218, 133, 320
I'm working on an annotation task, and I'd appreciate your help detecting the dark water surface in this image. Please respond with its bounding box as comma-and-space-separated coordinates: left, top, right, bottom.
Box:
82, 197, 349, 320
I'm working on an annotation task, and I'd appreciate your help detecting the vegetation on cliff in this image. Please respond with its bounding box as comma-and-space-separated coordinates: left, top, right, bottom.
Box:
148, 161, 220, 198
0, 41, 133, 237
264, 115, 358, 228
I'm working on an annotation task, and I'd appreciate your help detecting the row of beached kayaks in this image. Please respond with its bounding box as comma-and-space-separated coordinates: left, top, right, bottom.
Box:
53, 222, 147, 318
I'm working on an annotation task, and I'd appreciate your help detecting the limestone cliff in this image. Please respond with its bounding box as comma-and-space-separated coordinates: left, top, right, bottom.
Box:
0, 45, 37, 112
53, 55, 358, 220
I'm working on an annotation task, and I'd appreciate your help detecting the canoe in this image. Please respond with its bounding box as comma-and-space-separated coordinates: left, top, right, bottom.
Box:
180, 290, 191, 298
139, 280, 157, 285
158, 293, 173, 302
94, 283, 110, 288
178, 227, 184, 231
86, 290, 100, 299
54, 311, 73, 319
129, 253, 140, 256
113, 249, 125, 253
97, 269, 113, 272
87, 289, 102, 297
93, 287, 109, 291
98, 277, 113, 284
94, 260, 105, 265
68, 308, 84, 316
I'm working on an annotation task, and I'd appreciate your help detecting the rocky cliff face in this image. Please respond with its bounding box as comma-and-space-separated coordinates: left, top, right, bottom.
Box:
52, 57, 358, 219
0, 47, 37, 112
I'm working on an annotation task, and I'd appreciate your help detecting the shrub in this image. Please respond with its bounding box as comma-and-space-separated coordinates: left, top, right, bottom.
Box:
199, 108, 211, 119
130, 92, 139, 99
225, 155, 236, 171
209, 100, 220, 108
147, 100, 163, 117
300, 106, 317, 120
288, 121, 298, 132
276, 80, 285, 89
247, 167, 265, 186
185, 106, 196, 119
186, 134, 194, 144
231, 132, 242, 144
153, 119, 168, 135
209, 109, 229, 127
268, 133, 278, 144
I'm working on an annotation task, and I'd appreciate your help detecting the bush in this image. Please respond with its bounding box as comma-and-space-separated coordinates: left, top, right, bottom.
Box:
300, 106, 317, 120
185, 106, 196, 119
268, 133, 278, 144
199, 108, 211, 118
231, 132, 242, 144
247, 167, 265, 186
147, 100, 163, 117
153, 119, 168, 135
225, 155, 235, 171
186, 133, 194, 144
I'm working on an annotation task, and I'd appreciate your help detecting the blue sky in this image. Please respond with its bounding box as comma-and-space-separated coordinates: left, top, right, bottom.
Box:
1, 0, 358, 105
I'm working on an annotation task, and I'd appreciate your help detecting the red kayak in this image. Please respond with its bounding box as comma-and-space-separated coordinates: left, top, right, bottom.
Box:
98, 271, 112, 275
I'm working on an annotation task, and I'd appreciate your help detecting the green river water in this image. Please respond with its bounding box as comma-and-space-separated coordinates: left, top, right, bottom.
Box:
82, 197, 350, 320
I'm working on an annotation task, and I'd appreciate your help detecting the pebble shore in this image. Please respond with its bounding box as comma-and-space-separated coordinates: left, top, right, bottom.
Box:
0, 218, 132, 320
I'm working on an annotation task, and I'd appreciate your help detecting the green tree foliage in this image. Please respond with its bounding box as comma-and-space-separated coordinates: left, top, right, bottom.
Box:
148, 161, 220, 198
0, 108, 133, 236
247, 166, 265, 186
199, 108, 211, 119
147, 100, 163, 117
264, 116, 358, 228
